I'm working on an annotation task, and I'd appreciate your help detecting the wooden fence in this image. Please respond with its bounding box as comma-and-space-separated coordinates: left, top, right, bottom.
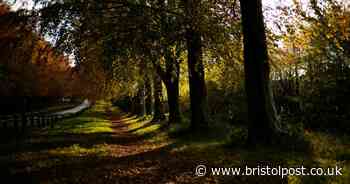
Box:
0, 112, 76, 131
0, 100, 91, 134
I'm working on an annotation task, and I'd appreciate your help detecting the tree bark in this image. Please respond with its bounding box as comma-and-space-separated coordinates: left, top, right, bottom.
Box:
131, 96, 138, 114
151, 55, 182, 123
152, 72, 166, 122
164, 50, 182, 123
184, 0, 209, 130
138, 83, 146, 117
239, 0, 282, 144
157, 0, 182, 124
145, 74, 154, 115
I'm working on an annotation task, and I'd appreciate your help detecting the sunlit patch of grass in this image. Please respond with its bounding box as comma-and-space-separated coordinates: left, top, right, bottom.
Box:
295, 131, 350, 184
124, 117, 147, 127
133, 124, 161, 135
47, 102, 114, 135
48, 144, 109, 157
121, 115, 169, 142
48, 117, 113, 135
118, 113, 136, 120
11, 101, 117, 173
127, 118, 151, 131
305, 131, 349, 159
69, 120, 113, 134
165, 123, 349, 184
123, 115, 162, 136
288, 175, 303, 184
123, 114, 229, 147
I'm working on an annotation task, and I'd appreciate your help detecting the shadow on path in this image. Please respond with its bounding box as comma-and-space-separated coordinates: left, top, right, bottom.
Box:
0, 108, 292, 184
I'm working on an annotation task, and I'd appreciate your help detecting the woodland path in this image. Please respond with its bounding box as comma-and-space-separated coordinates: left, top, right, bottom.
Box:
0, 106, 215, 183
0, 103, 287, 184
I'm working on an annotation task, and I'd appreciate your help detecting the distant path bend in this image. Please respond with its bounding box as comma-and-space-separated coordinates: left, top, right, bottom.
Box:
53, 99, 91, 115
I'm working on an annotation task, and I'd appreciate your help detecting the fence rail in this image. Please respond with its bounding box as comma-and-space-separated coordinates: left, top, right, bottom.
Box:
0, 100, 91, 132
0, 112, 75, 131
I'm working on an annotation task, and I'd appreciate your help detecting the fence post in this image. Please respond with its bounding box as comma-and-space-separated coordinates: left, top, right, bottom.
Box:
37, 114, 41, 128
35, 114, 39, 127
45, 116, 49, 127
44, 115, 47, 127
0, 116, 6, 129
50, 116, 54, 128
0, 118, 3, 129
37, 115, 40, 128
33, 114, 36, 127
14, 114, 19, 132
39, 115, 43, 128
21, 113, 27, 131
43, 115, 47, 127
30, 113, 35, 127
3, 116, 7, 129
36, 113, 41, 128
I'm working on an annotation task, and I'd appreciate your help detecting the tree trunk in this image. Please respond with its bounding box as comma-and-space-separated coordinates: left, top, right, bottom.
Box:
164, 78, 181, 123
164, 49, 182, 123
184, 0, 209, 130
138, 84, 146, 117
293, 44, 300, 96
145, 74, 154, 115
295, 62, 299, 96
157, 0, 182, 124
152, 72, 166, 122
131, 96, 138, 114
239, 0, 282, 145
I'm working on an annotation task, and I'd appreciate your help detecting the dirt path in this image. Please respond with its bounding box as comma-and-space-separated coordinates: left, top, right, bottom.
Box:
2, 112, 215, 184
1, 105, 295, 184
74, 114, 216, 184
2, 103, 347, 184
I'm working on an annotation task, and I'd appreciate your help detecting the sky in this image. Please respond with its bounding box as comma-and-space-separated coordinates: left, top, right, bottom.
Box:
263, 0, 295, 30
263, 0, 294, 8
5, 0, 35, 10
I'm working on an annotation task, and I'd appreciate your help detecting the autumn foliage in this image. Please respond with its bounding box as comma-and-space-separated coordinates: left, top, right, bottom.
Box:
0, 4, 80, 99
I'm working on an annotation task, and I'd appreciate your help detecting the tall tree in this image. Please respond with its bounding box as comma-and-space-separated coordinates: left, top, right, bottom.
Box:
157, 0, 182, 123
239, 0, 283, 144
145, 72, 154, 115
152, 70, 166, 122
183, 0, 209, 130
